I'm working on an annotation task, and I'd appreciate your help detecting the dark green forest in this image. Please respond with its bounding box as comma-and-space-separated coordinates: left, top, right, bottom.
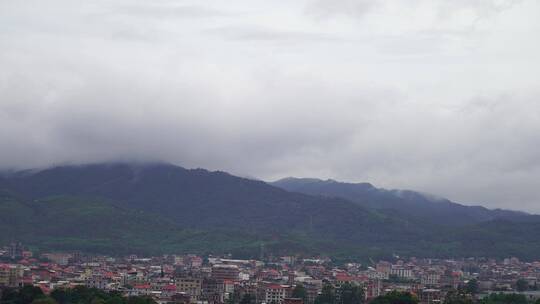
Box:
0, 286, 155, 304
2, 163, 540, 261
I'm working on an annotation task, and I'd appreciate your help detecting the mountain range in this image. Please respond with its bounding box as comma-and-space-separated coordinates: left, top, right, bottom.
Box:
271, 177, 532, 226
1, 162, 539, 261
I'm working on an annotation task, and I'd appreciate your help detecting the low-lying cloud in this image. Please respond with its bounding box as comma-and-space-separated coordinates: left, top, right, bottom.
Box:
1, 0, 540, 212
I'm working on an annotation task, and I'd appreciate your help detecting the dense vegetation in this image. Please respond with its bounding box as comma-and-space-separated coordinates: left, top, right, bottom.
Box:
313, 283, 364, 304
478, 293, 537, 304
1, 163, 540, 260
0, 191, 264, 256
370, 291, 418, 304
367, 291, 540, 304
0, 286, 155, 304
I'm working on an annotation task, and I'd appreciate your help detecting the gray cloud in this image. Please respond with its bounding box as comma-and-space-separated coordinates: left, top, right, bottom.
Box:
307, 0, 522, 21
204, 25, 342, 43
1, 0, 540, 212
306, 0, 379, 19
116, 3, 228, 19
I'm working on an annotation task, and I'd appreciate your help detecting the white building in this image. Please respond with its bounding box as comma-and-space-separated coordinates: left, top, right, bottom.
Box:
390, 267, 413, 279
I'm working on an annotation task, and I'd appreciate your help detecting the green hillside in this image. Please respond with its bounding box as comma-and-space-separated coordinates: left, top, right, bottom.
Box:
1, 163, 540, 261
0, 192, 261, 256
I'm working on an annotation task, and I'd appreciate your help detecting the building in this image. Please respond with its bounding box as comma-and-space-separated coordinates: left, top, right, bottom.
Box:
183, 255, 203, 268
223, 280, 235, 301
85, 274, 109, 290
202, 278, 224, 304
421, 273, 440, 287
42, 253, 72, 266
366, 280, 382, 300
0, 264, 24, 287
176, 277, 202, 302
302, 280, 322, 304
376, 262, 392, 275
212, 265, 239, 282
161, 284, 177, 298
171, 293, 192, 304
418, 289, 442, 304
264, 284, 291, 304
8, 243, 24, 260
390, 266, 413, 279
129, 284, 153, 296
283, 298, 303, 304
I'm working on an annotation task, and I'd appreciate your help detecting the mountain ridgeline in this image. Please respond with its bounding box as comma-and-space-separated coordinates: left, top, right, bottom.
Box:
1, 163, 539, 261
271, 177, 531, 226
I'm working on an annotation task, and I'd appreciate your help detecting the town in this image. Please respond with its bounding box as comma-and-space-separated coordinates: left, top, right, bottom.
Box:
2, 243, 540, 304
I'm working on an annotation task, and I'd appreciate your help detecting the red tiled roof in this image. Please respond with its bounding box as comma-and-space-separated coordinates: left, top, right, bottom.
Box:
162, 285, 176, 291
267, 284, 286, 290
335, 274, 354, 281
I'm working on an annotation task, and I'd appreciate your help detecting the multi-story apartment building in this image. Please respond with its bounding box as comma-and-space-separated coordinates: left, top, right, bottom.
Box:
212, 264, 239, 282
263, 284, 291, 304
0, 264, 23, 287
176, 277, 202, 302
85, 274, 109, 290
421, 272, 441, 287
390, 266, 413, 279
301, 280, 322, 304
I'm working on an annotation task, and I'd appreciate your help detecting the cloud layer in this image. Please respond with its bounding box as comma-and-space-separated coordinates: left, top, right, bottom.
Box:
1, 0, 540, 211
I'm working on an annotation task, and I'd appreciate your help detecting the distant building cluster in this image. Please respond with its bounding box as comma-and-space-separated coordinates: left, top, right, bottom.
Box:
2, 243, 540, 304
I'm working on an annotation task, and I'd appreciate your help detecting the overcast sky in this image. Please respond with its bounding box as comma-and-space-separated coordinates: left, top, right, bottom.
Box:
1, 0, 540, 212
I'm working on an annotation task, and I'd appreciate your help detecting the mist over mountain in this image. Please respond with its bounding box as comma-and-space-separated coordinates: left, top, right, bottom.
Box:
271, 177, 532, 226
2, 0, 540, 214
1, 162, 540, 261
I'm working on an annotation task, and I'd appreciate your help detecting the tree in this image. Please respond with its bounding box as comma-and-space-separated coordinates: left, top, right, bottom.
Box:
314, 284, 335, 304
19, 287, 46, 304
292, 284, 307, 302
0, 288, 22, 304
31, 298, 57, 304
479, 293, 527, 304
105, 297, 125, 304
370, 291, 418, 304
226, 292, 240, 304
466, 279, 479, 295
49, 287, 154, 304
1, 286, 45, 304
239, 294, 253, 304
3, 285, 159, 304
50, 286, 110, 304
90, 298, 105, 304
516, 279, 528, 292
125, 297, 156, 304
50, 289, 69, 304
444, 290, 473, 304
339, 283, 364, 304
